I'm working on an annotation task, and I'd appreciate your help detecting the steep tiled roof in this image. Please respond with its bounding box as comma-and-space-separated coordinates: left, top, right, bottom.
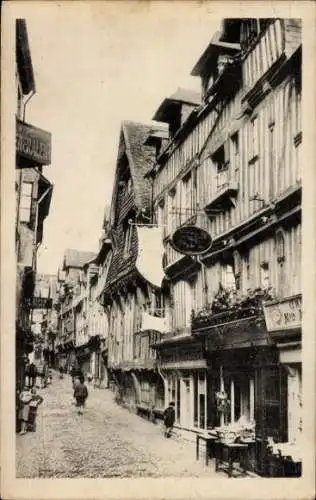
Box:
122, 120, 167, 208
168, 87, 202, 105
63, 249, 96, 269
152, 88, 201, 122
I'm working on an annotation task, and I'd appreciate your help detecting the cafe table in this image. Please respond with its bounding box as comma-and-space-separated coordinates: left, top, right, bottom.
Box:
214, 441, 249, 477
196, 432, 218, 466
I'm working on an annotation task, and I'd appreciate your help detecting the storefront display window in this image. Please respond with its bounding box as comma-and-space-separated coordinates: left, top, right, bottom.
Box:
168, 375, 181, 423
193, 371, 207, 429
225, 372, 254, 424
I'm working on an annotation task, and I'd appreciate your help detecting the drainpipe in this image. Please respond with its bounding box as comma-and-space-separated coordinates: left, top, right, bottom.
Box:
157, 364, 168, 407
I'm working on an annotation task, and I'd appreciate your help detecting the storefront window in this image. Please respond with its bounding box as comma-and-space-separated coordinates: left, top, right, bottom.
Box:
227, 373, 254, 424
276, 229, 286, 296
193, 372, 207, 429
194, 374, 198, 426
141, 380, 150, 404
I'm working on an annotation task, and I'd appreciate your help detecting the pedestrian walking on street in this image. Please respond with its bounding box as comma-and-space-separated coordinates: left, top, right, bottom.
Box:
35, 360, 45, 388
70, 364, 77, 387
73, 375, 88, 415
28, 388, 44, 431
19, 387, 33, 434
28, 362, 37, 388
163, 401, 175, 438
59, 364, 64, 379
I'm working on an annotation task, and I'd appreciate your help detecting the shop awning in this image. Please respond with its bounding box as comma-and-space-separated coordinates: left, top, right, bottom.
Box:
152, 333, 195, 349
136, 225, 164, 288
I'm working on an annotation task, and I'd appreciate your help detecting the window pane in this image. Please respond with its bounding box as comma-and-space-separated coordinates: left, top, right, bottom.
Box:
22, 182, 33, 196
20, 197, 32, 210
20, 207, 31, 222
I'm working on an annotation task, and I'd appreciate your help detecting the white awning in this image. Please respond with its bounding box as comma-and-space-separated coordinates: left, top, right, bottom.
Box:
141, 312, 169, 333
136, 225, 164, 288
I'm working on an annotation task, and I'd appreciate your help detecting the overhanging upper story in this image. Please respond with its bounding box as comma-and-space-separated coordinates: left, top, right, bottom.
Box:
149, 18, 301, 277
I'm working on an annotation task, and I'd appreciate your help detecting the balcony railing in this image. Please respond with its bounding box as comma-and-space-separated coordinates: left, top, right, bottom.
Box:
192, 305, 262, 331
192, 287, 275, 332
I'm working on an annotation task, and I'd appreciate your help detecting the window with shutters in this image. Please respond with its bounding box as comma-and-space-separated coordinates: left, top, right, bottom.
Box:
167, 188, 176, 235
182, 172, 192, 222
230, 133, 239, 184
19, 182, 33, 223
233, 251, 242, 290
268, 124, 275, 199
243, 252, 251, 291
294, 78, 302, 180
249, 116, 259, 161
276, 230, 286, 296
157, 198, 167, 239
221, 264, 236, 290
276, 230, 285, 263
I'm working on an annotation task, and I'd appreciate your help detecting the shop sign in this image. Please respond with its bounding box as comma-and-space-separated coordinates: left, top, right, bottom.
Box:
170, 225, 212, 256
16, 119, 51, 166
263, 294, 302, 333
24, 296, 52, 309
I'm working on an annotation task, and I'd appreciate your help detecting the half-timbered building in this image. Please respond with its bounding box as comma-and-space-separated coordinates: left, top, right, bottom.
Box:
102, 120, 171, 416
55, 249, 96, 371
149, 18, 301, 475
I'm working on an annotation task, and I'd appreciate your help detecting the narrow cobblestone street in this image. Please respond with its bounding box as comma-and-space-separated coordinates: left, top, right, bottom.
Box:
16, 372, 222, 478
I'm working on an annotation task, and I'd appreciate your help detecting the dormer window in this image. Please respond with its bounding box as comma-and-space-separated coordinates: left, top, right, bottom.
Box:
127, 177, 132, 193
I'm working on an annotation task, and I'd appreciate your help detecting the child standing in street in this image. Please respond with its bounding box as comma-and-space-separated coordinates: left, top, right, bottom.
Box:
19, 387, 33, 434
28, 388, 44, 431
73, 375, 88, 415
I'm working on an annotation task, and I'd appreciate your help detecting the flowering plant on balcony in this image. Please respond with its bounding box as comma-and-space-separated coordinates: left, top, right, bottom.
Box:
192, 285, 275, 329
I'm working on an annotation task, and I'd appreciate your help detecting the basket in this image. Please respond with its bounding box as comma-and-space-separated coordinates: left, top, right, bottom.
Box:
218, 430, 237, 444
240, 429, 255, 441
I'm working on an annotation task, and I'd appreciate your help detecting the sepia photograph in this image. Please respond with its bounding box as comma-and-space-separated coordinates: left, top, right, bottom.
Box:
1, 1, 316, 499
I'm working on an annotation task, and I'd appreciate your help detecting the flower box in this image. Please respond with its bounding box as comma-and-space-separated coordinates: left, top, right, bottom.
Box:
192, 287, 275, 331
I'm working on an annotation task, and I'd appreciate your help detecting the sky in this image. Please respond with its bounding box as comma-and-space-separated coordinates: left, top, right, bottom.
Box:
16, 1, 221, 274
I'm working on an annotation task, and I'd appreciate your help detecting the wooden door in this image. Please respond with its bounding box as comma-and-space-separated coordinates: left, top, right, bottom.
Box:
255, 364, 288, 475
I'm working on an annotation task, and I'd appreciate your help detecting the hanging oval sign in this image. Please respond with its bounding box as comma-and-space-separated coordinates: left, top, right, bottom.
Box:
170, 225, 212, 256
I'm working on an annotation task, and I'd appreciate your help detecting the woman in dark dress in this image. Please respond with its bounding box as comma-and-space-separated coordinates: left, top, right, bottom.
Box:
163, 401, 175, 438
